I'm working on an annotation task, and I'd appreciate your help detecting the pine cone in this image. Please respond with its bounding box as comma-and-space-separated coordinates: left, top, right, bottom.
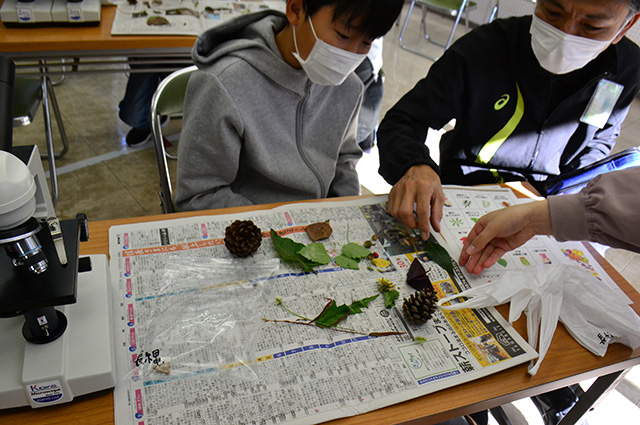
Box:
402, 289, 438, 325
224, 220, 262, 257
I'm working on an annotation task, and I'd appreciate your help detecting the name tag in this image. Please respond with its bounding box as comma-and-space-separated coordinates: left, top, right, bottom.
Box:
580, 79, 624, 129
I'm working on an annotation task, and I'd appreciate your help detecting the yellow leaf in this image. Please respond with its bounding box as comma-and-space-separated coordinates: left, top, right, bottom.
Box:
371, 258, 390, 268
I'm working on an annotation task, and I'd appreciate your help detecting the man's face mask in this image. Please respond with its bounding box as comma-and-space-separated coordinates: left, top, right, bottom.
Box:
292, 15, 367, 86
530, 14, 626, 75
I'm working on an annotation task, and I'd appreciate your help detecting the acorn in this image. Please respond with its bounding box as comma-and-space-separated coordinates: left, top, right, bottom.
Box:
224, 220, 262, 257
402, 289, 439, 325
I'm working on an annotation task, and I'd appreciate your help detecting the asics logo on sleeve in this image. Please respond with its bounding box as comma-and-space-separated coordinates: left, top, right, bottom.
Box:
494, 94, 510, 111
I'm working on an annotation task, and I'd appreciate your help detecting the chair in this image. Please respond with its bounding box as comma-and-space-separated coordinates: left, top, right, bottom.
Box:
13, 73, 70, 206
150, 65, 197, 214
399, 0, 498, 61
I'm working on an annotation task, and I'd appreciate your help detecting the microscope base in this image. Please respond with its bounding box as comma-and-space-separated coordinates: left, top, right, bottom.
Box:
0, 254, 116, 409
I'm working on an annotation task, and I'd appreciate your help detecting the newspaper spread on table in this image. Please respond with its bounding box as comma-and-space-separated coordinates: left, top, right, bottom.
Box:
111, 0, 285, 36
107, 187, 619, 425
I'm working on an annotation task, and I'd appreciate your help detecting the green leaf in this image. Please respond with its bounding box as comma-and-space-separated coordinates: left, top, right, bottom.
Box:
313, 299, 351, 327
348, 294, 378, 313
342, 242, 371, 260
335, 254, 360, 270
383, 289, 399, 308
299, 243, 331, 265
313, 295, 379, 327
423, 236, 454, 277
270, 229, 316, 273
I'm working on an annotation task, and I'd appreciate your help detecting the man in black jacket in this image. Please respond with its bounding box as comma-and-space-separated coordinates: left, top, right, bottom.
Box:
379, 2, 640, 424
377, 0, 640, 242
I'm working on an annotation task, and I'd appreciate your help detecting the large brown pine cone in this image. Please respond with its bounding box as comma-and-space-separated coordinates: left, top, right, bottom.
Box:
402, 289, 439, 325
224, 220, 262, 257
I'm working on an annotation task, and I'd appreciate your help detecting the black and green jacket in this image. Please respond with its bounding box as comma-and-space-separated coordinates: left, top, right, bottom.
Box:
377, 16, 640, 190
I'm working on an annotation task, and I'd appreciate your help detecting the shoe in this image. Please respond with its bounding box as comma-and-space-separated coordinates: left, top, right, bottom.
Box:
125, 127, 152, 147
125, 116, 168, 147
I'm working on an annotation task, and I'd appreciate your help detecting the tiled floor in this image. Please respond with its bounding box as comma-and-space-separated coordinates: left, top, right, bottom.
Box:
10, 4, 640, 424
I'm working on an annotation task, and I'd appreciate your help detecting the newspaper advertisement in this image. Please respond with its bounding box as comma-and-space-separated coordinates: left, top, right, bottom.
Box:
108, 187, 614, 425
435, 186, 630, 301
110, 0, 285, 36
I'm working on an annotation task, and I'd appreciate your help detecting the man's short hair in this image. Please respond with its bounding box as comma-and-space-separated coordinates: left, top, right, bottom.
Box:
302, 0, 404, 40
631, 0, 640, 13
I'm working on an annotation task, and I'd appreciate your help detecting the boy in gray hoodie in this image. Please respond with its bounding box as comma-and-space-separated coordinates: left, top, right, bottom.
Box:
176, 0, 403, 211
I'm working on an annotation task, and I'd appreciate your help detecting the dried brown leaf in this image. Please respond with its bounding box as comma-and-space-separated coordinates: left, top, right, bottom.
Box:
306, 221, 332, 242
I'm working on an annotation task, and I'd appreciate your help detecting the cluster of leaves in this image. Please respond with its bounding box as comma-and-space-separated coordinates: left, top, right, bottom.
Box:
268, 295, 403, 337
270, 229, 372, 273
334, 242, 371, 270
312, 295, 378, 327
270, 229, 330, 273
377, 278, 399, 308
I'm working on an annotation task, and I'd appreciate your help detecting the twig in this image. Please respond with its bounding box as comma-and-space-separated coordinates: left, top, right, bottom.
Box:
262, 318, 404, 337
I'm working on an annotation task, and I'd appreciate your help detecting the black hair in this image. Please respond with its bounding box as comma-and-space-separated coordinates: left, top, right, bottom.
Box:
631, 0, 640, 13
302, 0, 404, 40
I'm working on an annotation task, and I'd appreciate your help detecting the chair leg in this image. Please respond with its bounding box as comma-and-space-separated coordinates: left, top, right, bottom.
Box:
40, 62, 59, 206
151, 113, 174, 214
421, 4, 431, 41
398, 0, 441, 61
444, 0, 468, 50
465, 8, 470, 32
398, 0, 416, 48
489, 0, 499, 23
41, 77, 69, 160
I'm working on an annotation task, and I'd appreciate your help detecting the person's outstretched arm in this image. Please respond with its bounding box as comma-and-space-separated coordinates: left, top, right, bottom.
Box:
377, 49, 467, 240
549, 167, 640, 254
459, 200, 552, 275
459, 167, 640, 274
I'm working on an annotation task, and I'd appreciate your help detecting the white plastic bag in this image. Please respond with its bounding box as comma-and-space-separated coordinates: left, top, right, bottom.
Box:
438, 265, 640, 376
560, 269, 640, 356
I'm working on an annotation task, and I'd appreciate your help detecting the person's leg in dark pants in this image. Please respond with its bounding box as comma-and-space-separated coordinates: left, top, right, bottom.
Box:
531, 385, 585, 425
118, 60, 165, 146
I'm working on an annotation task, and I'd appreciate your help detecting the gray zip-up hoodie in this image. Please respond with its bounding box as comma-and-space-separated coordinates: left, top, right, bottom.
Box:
176, 11, 364, 211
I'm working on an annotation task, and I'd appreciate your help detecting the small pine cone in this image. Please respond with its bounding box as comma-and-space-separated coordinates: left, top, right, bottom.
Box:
402, 289, 439, 325
224, 220, 262, 257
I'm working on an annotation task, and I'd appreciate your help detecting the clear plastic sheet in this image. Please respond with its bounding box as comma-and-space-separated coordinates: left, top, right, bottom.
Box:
128, 257, 280, 382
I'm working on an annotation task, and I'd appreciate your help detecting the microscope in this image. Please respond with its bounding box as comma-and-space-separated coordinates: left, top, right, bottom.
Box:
0, 0, 101, 26
0, 56, 115, 409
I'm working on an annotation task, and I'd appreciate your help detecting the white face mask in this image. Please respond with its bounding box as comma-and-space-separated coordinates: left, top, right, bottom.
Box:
530, 14, 624, 75
292, 16, 367, 86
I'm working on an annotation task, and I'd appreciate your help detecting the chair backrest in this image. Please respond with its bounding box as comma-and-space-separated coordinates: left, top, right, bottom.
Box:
416, 0, 477, 15
150, 65, 197, 214
13, 77, 42, 127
